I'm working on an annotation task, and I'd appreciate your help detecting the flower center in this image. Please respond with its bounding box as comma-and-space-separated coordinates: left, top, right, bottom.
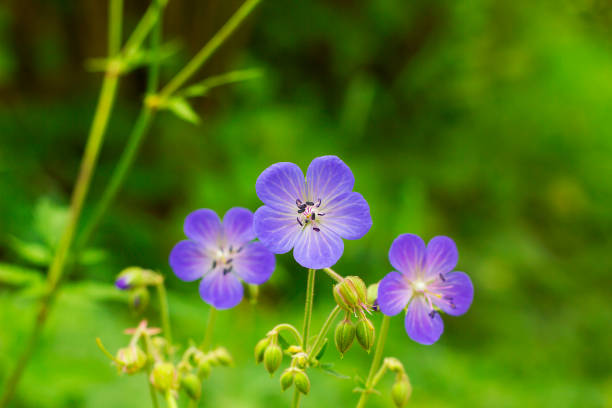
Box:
413, 280, 427, 292
211, 245, 243, 275
295, 198, 325, 231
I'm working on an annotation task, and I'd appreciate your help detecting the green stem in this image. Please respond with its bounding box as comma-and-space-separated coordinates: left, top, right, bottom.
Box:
0, 70, 120, 408
164, 391, 178, 408
200, 307, 217, 350
293, 268, 316, 408
143, 335, 161, 408
323, 267, 343, 283
159, 0, 262, 99
109, 0, 123, 57
308, 305, 340, 360
271, 323, 302, 346
355, 315, 391, 408
155, 281, 172, 349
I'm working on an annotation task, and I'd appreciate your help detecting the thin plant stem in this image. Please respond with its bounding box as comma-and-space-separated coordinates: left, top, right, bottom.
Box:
355, 315, 391, 408
308, 305, 340, 360
0, 70, 120, 408
200, 307, 218, 350
293, 268, 316, 408
271, 323, 302, 346
323, 267, 343, 283
165, 391, 178, 408
155, 281, 172, 348
109, 0, 123, 57
143, 334, 161, 408
159, 0, 262, 99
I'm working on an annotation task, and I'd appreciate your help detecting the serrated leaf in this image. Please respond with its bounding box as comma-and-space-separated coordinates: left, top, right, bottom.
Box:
6, 235, 52, 265
165, 97, 200, 124
0, 263, 44, 287
319, 366, 351, 380
315, 339, 328, 360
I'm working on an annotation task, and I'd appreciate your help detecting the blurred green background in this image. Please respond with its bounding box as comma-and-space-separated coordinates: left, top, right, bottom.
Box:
1, 0, 612, 407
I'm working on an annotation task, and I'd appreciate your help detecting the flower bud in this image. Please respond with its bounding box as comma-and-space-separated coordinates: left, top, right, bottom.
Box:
151, 362, 177, 392
181, 373, 202, 400
333, 276, 367, 313
211, 347, 232, 366
384, 357, 404, 374
280, 368, 295, 391
254, 337, 271, 364
293, 353, 308, 369
263, 343, 283, 375
196, 358, 211, 379
334, 318, 355, 356
367, 283, 379, 310
116, 345, 147, 374
115, 266, 161, 290
293, 370, 310, 395
129, 286, 150, 314
356, 317, 375, 352
391, 373, 412, 408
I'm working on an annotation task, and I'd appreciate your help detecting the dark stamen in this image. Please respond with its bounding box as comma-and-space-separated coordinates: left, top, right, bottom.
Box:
236, 246, 243, 253
212, 260, 217, 269
297, 217, 303, 226
311, 213, 316, 220
299, 204, 307, 210
296, 199, 303, 206
317, 213, 325, 216
443, 295, 453, 301
223, 267, 233, 275
428, 310, 437, 319
304, 219, 309, 224
226, 258, 233, 264
439, 273, 446, 282
229, 245, 234, 253
313, 227, 320, 232
297, 208, 305, 213
315, 198, 321, 207
306, 201, 314, 206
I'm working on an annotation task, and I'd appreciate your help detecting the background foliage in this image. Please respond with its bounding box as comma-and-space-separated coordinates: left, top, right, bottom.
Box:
1, 0, 611, 407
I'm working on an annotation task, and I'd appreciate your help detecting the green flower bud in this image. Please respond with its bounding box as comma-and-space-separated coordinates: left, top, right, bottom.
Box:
334, 318, 355, 356
211, 347, 232, 366
129, 286, 150, 314
115, 266, 161, 290
181, 373, 202, 400
293, 370, 310, 395
263, 343, 283, 375
355, 317, 375, 352
293, 353, 308, 369
280, 368, 295, 391
255, 337, 271, 364
151, 362, 177, 392
384, 357, 404, 374
116, 345, 147, 374
333, 276, 367, 313
391, 373, 412, 408
196, 358, 211, 379
367, 283, 379, 306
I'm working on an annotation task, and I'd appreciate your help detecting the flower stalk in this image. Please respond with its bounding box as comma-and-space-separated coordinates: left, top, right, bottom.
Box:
355, 315, 391, 408
200, 307, 218, 350
308, 305, 341, 362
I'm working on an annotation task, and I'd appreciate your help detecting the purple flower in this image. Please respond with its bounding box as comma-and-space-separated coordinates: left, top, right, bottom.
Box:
253, 156, 372, 269
377, 234, 474, 345
169, 207, 276, 310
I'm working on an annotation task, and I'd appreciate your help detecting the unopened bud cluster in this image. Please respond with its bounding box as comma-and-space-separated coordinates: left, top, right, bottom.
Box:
114, 266, 163, 315
332, 277, 376, 355
382, 357, 412, 408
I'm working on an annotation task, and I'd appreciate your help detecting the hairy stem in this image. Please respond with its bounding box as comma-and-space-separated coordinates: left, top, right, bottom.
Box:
159, 0, 262, 99
293, 268, 316, 408
200, 307, 218, 350
308, 305, 341, 361
355, 315, 391, 408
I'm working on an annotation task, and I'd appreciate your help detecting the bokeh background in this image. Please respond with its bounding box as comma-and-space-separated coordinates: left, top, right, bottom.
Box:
1, 0, 611, 407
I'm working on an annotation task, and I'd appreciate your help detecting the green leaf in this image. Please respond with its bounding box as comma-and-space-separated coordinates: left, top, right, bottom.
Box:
180, 68, 263, 98
34, 197, 69, 249
6, 235, 52, 265
318, 365, 351, 380
0, 263, 44, 287
165, 97, 200, 124
79, 248, 108, 266
315, 339, 328, 360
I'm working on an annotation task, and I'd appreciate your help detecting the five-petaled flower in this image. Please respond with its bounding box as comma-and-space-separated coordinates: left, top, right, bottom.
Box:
377, 234, 474, 345
169, 207, 275, 309
253, 155, 372, 269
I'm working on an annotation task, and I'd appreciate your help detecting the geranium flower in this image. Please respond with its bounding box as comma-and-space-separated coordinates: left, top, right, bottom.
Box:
169, 207, 275, 309
377, 234, 474, 345
253, 155, 372, 269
